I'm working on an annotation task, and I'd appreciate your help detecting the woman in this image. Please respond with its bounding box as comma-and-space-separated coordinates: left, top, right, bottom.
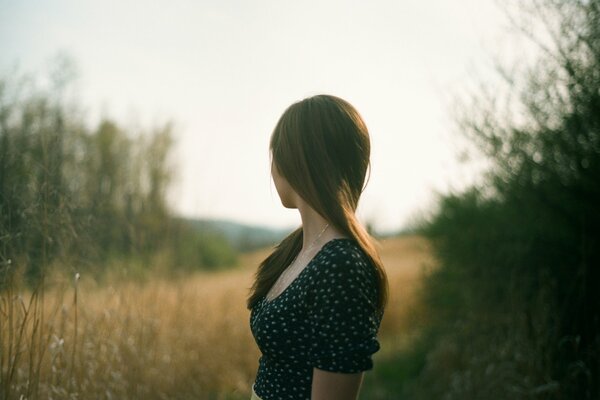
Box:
247, 94, 388, 400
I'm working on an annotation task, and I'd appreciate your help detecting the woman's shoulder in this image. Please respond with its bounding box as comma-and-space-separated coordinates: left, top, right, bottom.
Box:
314, 238, 377, 279
319, 237, 369, 259
308, 237, 381, 313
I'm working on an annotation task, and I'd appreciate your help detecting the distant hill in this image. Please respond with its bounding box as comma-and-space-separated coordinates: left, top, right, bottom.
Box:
179, 217, 291, 252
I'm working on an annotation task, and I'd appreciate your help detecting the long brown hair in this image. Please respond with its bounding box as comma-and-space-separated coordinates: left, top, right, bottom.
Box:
246, 94, 388, 313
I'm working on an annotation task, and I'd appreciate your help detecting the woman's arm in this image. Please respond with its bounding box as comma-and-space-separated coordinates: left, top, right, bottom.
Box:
311, 368, 364, 400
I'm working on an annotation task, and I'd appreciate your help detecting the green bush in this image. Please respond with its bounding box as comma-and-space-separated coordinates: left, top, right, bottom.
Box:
410, 1, 600, 399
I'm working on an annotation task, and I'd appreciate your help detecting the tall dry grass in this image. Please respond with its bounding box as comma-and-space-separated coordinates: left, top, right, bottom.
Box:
0, 235, 433, 399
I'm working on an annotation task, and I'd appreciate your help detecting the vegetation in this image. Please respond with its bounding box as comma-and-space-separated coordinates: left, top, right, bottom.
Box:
1, 232, 430, 399
1, 261, 258, 399
401, 1, 600, 399
0, 59, 237, 282
0, 59, 239, 398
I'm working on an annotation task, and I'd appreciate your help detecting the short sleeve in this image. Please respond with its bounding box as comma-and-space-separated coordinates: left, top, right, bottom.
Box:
307, 244, 382, 373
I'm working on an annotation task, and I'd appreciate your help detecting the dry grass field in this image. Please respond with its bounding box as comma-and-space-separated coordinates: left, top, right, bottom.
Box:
1, 235, 435, 399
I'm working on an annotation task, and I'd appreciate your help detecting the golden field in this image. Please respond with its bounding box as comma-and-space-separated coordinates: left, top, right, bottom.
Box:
1, 235, 435, 399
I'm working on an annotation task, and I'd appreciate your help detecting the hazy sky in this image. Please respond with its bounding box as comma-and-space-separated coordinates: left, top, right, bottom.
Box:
1, 0, 509, 232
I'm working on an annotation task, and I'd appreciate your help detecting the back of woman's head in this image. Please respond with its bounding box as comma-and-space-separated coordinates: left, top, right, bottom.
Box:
248, 94, 388, 313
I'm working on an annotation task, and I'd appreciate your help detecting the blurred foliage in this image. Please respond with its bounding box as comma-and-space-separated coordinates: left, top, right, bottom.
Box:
168, 220, 237, 271
0, 58, 237, 283
399, 1, 600, 399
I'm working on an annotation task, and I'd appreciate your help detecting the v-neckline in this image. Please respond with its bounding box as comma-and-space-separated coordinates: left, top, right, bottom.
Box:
262, 238, 352, 305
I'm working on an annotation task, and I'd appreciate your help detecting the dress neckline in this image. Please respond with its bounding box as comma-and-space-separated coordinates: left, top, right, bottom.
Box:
262, 237, 354, 305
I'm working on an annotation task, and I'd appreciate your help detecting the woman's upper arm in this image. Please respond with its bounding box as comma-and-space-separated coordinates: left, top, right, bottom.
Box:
307, 247, 381, 373
306, 246, 382, 398
311, 368, 364, 400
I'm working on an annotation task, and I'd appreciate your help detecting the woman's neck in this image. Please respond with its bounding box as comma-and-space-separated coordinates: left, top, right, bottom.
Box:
297, 202, 347, 250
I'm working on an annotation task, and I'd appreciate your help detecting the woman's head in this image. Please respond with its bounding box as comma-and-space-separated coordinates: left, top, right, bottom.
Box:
270, 94, 371, 224
247, 94, 388, 313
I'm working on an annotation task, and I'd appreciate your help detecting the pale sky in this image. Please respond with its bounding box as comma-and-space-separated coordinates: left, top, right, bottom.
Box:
0, 0, 509, 233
